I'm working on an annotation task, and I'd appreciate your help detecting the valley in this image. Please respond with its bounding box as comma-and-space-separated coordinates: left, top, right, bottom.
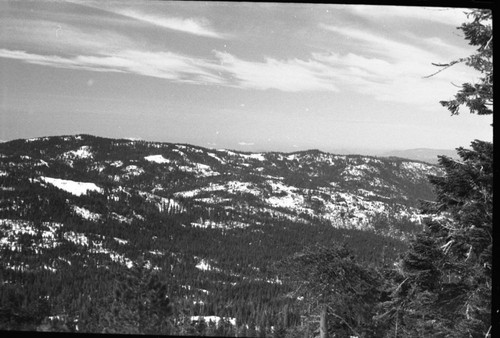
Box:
0, 134, 444, 334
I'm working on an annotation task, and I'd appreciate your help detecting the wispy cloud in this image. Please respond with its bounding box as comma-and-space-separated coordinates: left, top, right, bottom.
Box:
319, 23, 437, 62
0, 48, 225, 85
115, 9, 230, 39
0, 42, 342, 92
214, 51, 339, 92
0, 18, 138, 56
0, 42, 477, 107
0, 4, 479, 107
317, 23, 479, 108
348, 6, 470, 27
238, 142, 254, 146
63, 0, 231, 38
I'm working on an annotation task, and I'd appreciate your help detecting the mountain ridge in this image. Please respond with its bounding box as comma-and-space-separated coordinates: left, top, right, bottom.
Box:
9, 133, 453, 164
0, 133, 445, 332
1, 133, 443, 229
382, 147, 459, 164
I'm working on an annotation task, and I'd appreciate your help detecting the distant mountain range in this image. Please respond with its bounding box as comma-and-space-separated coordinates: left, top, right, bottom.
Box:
381, 148, 459, 164
0, 134, 445, 333
1, 134, 444, 232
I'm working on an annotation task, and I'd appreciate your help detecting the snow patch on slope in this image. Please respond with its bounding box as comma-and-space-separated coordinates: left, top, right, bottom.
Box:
113, 237, 128, 245
64, 146, 93, 159
124, 165, 144, 176
41, 176, 103, 196
190, 220, 250, 230
73, 206, 101, 221
111, 212, 133, 224
63, 231, 89, 246
110, 160, 123, 167
0, 220, 63, 252
239, 153, 266, 161
207, 152, 226, 164
177, 163, 219, 177
195, 258, 222, 272
174, 181, 260, 198
191, 316, 236, 327
145, 155, 170, 164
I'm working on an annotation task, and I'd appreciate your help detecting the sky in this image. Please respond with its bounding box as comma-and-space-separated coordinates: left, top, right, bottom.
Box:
0, 0, 493, 155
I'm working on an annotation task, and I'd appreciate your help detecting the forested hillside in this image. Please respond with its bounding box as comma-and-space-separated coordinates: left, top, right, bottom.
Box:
0, 133, 442, 335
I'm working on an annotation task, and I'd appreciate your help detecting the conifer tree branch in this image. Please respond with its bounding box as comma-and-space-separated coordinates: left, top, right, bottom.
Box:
422, 59, 467, 79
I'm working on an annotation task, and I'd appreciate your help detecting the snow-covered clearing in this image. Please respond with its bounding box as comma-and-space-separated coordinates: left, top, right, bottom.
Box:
144, 154, 170, 164
175, 180, 260, 199
238, 152, 266, 161
73, 206, 101, 221
219, 149, 265, 162
63, 146, 93, 159
264, 180, 307, 210
40, 176, 103, 196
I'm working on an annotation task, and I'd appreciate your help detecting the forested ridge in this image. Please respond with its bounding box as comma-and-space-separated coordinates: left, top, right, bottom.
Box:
0, 8, 493, 337
0, 131, 428, 335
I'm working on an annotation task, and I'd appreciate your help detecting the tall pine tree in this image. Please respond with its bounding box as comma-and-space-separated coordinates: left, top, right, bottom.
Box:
377, 8, 493, 338
281, 243, 381, 338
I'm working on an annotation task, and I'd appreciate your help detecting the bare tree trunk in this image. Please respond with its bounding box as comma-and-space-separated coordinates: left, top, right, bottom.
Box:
320, 304, 328, 338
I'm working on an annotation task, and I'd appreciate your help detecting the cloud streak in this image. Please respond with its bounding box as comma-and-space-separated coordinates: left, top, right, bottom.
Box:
347, 6, 469, 27
65, 0, 230, 39
115, 9, 230, 39
0, 47, 341, 92
0, 4, 479, 109
0, 48, 225, 84
214, 51, 339, 92
317, 22, 479, 108
0, 41, 477, 109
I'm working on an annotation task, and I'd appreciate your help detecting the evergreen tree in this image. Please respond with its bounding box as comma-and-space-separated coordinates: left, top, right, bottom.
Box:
83, 256, 174, 334
377, 140, 492, 337
378, 8, 493, 338
281, 243, 381, 338
425, 9, 492, 117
